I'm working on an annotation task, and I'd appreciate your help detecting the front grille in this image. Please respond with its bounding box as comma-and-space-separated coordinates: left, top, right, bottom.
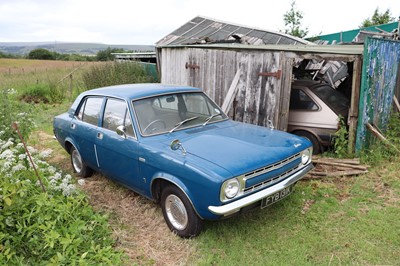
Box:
244, 165, 300, 194
243, 152, 301, 194
244, 153, 301, 180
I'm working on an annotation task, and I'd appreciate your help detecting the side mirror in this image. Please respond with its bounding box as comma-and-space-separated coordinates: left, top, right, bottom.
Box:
170, 139, 186, 155
116, 125, 127, 139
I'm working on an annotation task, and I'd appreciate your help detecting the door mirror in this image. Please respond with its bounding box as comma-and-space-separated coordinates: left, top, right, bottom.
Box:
116, 125, 127, 138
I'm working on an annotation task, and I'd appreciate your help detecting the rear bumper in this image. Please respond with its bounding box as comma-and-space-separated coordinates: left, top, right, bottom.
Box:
208, 163, 313, 216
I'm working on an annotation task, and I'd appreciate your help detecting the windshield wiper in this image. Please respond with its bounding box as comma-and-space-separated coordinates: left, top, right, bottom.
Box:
202, 113, 223, 126
169, 116, 199, 134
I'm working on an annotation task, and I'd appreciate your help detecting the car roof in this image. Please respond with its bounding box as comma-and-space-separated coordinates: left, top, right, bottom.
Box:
80, 83, 202, 100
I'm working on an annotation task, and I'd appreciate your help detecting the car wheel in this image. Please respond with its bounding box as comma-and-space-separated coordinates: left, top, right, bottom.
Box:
294, 131, 321, 155
161, 185, 203, 238
70, 146, 93, 178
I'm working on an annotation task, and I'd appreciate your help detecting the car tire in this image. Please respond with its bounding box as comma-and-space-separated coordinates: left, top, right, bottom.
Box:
294, 131, 321, 155
70, 146, 93, 178
161, 185, 203, 238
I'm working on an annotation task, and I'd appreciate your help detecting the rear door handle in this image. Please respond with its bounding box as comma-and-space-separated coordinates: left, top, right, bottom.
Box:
97, 132, 103, 139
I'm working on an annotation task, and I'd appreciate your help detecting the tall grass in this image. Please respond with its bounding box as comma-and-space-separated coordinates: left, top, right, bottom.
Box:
82, 61, 158, 90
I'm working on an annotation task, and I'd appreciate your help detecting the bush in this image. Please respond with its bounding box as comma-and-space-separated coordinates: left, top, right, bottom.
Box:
0, 135, 125, 264
82, 61, 157, 90
19, 82, 66, 104
0, 89, 35, 140
27, 48, 55, 60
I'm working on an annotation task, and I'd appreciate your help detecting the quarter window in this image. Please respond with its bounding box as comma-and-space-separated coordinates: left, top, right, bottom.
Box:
103, 98, 135, 137
78, 97, 103, 126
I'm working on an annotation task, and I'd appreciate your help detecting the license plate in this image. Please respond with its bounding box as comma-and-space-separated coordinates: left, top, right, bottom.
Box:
261, 185, 294, 209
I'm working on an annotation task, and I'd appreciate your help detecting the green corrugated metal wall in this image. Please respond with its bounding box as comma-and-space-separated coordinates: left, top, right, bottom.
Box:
355, 38, 400, 152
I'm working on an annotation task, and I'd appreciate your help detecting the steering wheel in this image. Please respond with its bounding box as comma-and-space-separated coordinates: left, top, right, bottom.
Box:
143, 119, 166, 134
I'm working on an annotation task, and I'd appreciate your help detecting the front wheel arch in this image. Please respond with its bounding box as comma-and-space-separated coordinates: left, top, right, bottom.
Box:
160, 184, 203, 238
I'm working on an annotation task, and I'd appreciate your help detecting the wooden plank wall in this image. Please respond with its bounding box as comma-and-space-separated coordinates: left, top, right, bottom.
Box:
161, 47, 288, 130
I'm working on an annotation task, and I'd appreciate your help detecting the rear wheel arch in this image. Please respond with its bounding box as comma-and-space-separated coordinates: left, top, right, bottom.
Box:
65, 141, 73, 154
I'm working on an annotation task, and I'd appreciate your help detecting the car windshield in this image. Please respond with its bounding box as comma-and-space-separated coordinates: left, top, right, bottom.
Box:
132, 92, 228, 136
311, 85, 349, 115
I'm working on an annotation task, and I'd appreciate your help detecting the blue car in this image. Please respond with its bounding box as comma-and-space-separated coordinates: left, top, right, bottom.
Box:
53, 84, 313, 237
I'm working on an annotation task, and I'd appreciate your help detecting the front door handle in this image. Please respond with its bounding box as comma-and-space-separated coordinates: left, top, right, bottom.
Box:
97, 132, 103, 139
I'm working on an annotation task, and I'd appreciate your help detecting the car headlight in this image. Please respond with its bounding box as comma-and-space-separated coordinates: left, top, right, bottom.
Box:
301, 148, 312, 165
223, 178, 240, 199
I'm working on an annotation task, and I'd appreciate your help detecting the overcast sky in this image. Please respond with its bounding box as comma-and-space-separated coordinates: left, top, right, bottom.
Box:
0, 0, 398, 45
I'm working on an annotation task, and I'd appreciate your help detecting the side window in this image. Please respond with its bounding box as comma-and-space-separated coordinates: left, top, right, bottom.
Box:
184, 93, 210, 115
290, 89, 318, 111
103, 98, 135, 137
78, 97, 103, 126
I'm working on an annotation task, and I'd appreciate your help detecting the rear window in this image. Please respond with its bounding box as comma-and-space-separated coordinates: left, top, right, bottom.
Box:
311, 85, 349, 114
78, 97, 103, 126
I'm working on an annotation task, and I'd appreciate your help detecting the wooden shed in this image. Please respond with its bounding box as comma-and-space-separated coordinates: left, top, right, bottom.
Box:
156, 17, 400, 153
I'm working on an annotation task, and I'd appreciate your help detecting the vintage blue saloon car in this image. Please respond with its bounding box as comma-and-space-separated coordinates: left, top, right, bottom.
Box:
53, 84, 313, 237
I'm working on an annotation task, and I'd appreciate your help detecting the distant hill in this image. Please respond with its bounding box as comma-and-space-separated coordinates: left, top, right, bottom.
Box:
0, 42, 155, 56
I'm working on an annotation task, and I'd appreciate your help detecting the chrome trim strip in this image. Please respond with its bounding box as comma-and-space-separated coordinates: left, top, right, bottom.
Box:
208, 163, 313, 216
244, 153, 301, 180
94, 144, 100, 168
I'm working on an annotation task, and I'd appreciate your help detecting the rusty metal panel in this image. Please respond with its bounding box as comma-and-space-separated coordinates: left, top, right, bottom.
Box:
355, 38, 400, 152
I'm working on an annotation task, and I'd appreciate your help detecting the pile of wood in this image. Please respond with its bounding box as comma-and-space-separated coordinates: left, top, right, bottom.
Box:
307, 156, 369, 179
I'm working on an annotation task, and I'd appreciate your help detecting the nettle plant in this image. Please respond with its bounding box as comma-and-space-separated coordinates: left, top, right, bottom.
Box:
0, 98, 124, 264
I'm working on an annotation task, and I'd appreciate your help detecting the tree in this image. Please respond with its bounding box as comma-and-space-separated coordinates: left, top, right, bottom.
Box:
283, 0, 309, 38
96, 47, 125, 61
360, 8, 395, 28
27, 48, 55, 60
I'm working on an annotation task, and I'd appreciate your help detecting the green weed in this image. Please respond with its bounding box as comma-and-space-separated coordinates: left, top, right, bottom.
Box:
82, 61, 157, 90
332, 115, 349, 158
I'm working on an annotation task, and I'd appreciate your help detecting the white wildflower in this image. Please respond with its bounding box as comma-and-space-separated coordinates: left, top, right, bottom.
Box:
47, 166, 56, 174
64, 174, 72, 182
61, 184, 76, 196
2, 161, 12, 171
39, 149, 53, 159
11, 164, 26, 172
0, 149, 15, 160
27, 146, 38, 154
1, 140, 14, 150
16, 143, 24, 149
77, 179, 85, 186
18, 153, 27, 160
52, 172, 62, 181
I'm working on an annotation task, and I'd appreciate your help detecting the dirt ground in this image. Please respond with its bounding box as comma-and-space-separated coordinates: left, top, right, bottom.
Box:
36, 131, 196, 265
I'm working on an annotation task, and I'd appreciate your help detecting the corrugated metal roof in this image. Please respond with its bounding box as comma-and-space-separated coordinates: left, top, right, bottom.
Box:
156, 16, 311, 47
310, 21, 399, 44
161, 43, 364, 55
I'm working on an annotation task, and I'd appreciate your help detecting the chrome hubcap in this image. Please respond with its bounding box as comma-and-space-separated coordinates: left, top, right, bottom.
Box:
71, 149, 83, 173
165, 194, 188, 230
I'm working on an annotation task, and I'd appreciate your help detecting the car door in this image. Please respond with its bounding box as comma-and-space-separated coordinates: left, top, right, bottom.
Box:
95, 97, 141, 192
71, 96, 104, 170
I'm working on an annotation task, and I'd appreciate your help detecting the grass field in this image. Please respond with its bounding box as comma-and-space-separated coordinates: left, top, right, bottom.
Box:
2, 59, 400, 265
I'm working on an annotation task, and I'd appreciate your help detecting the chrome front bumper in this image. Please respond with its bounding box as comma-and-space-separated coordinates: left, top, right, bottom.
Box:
208, 163, 313, 216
